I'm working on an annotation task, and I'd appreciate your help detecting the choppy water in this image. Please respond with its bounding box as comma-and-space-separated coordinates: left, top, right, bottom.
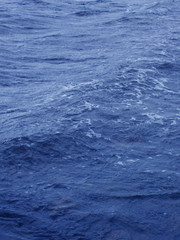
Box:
0, 0, 180, 239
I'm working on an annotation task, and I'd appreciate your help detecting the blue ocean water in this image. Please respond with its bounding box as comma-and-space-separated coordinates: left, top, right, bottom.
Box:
0, 0, 180, 239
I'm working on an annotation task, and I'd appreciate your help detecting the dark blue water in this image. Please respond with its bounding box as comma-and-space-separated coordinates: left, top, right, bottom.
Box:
0, 0, 180, 239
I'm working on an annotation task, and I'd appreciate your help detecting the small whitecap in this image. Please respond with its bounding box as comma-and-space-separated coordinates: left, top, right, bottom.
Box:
86, 129, 101, 139
144, 112, 164, 124
126, 159, 138, 163
137, 100, 143, 104
84, 118, 92, 125
62, 84, 75, 91
84, 101, 99, 111
171, 120, 176, 125
117, 161, 124, 166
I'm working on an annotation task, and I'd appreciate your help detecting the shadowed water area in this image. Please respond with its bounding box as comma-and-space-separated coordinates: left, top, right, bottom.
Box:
0, 0, 180, 239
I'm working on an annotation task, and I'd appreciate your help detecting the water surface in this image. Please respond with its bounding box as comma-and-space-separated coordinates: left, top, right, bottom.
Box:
0, 0, 180, 239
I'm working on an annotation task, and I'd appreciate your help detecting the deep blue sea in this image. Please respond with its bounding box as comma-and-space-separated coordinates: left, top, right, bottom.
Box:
0, 0, 180, 239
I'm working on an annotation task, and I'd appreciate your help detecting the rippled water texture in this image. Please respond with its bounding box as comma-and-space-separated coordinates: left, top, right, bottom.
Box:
0, 0, 180, 239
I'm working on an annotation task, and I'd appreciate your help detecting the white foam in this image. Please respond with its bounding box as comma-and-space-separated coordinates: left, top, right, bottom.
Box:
86, 129, 101, 139
171, 120, 177, 125
126, 159, 139, 163
84, 101, 99, 111
143, 112, 164, 124
117, 161, 124, 166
